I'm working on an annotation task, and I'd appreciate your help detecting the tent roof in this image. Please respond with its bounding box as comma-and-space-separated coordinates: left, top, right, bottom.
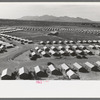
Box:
61, 63, 69, 70
67, 70, 75, 77
34, 66, 41, 73
48, 64, 56, 71
18, 67, 29, 75
96, 61, 100, 66
73, 62, 82, 69
1, 68, 12, 77
85, 62, 94, 68
76, 50, 82, 53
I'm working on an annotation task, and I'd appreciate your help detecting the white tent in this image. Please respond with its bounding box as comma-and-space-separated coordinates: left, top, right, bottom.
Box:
82, 40, 87, 43
95, 61, 100, 70
37, 49, 42, 53
60, 63, 69, 72
65, 45, 70, 49
51, 46, 58, 51
88, 45, 94, 49
73, 62, 86, 72
93, 40, 97, 43
64, 40, 68, 44
66, 70, 79, 79
88, 40, 92, 43
69, 40, 74, 44
40, 41, 45, 44
18, 67, 29, 79
83, 49, 93, 55
34, 66, 47, 77
1, 68, 13, 80
35, 47, 39, 51
59, 50, 67, 56
52, 41, 57, 44
84, 62, 97, 71
76, 50, 82, 54
98, 40, 100, 43
46, 41, 51, 44
72, 45, 78, 49
58, 40, 63, 44
43, 46, 49, 51
41, 51, 50, 57
49, 49, 60, 57
77, 40, 82, 43
29, 52, 39, 60
78, 45, 85, 49
48, 64, 61, 75
58, 46, 65, 50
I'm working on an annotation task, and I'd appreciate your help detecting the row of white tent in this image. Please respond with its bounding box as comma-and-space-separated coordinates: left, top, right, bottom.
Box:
35, 45, 100, 51
0, 27, 23, 34
16, 26, 63, 31
29, 47, 94, 60
1, 61, 100, 80
16, 26, 100, 34
39, 40, 100, 45
0, 33, 33, 44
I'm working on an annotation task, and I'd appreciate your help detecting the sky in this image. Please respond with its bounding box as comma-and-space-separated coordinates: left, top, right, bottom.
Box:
0, 3, 100, 21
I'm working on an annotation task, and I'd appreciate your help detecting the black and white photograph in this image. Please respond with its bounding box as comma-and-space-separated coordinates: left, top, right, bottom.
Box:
0, 2, 100, 80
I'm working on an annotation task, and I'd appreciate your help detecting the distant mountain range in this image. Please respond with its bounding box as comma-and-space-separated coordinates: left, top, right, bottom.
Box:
19, 15, 92, 22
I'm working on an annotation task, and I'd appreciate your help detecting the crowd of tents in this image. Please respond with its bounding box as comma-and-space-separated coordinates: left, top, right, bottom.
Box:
1, 61, 100, 80
16, 26, 100, 35
29, 43, 99, 60
0, 33, 33, 44
0, 27, 23, 34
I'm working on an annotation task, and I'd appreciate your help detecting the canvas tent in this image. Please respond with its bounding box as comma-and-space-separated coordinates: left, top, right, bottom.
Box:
59, 50, 68, 56
58, 46, 65, 50
41, 51, 50, 57
73, 62, 86, 72
67, 50, 75, 56
46, 41, 51, 44
51, 46, 58, 51
66, 70, 79, 79
37, 49, 42, 53
88, 45, 94, 49
40, 41, 45, 45
52, 41, 57, 44
29, 52, 40, 60
84, 62, 97, 71
83, 49, 93, 55
93, 40, 98, 43
1, 68, 13, 80
34, 66, 47, 77
64, 40, 68, 44
60, 63, 70, 72
58, 40, 63, 44
82, 40, 87, 43
88, 40, 92, 43
35, 47, 39, 51
78, 45, 86, 50
18, 67, 29, 79
77, 40, 82, 43
95, 61, 100, 70
47, 64, 62, 75
49, 49, 60, 57
65, 45, 70, 49
43, 46, 50, 51
72, 45, 78, 49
